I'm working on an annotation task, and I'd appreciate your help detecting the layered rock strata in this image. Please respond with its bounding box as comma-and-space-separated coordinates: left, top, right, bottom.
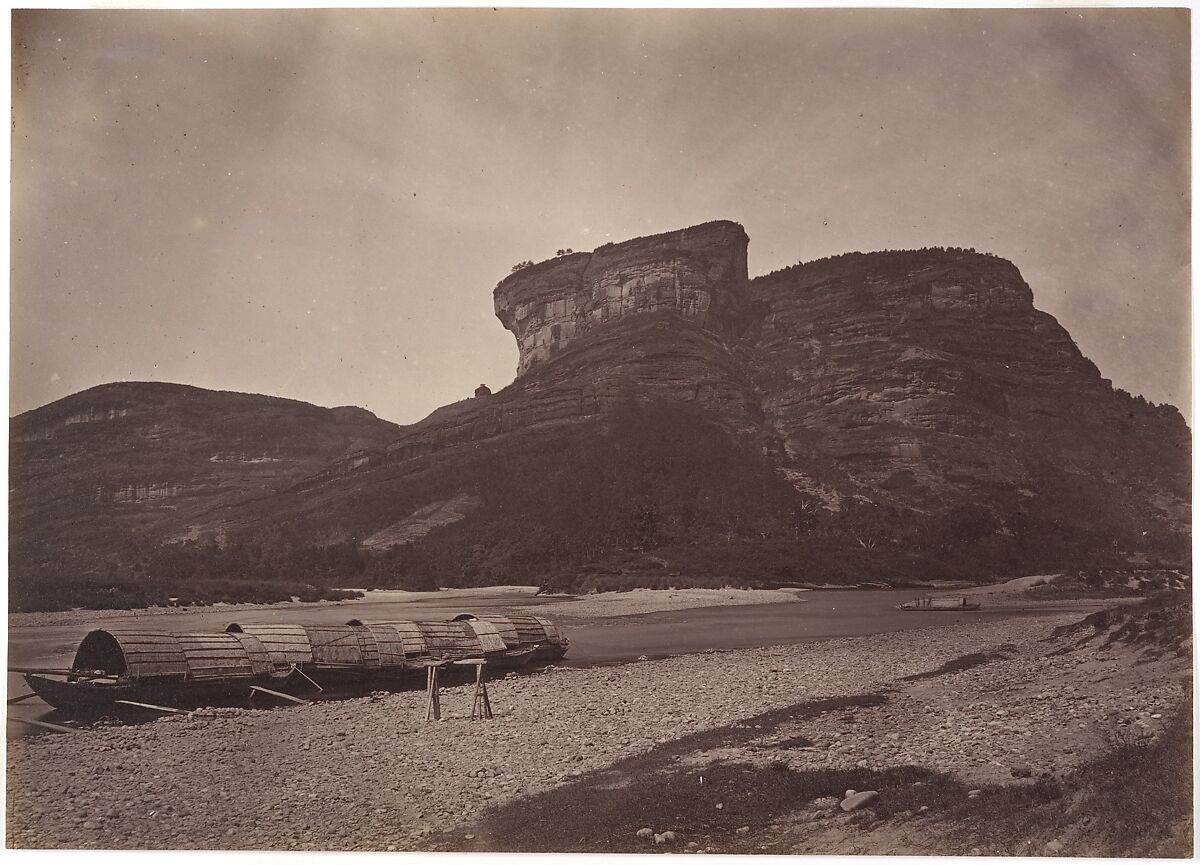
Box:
308, 230, 1189, 540
750, 249, 1190, 522
494, 221, 752, 375
10, 222, 1190, 606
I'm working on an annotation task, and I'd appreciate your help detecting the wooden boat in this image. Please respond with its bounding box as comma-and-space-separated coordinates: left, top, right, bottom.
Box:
18, 613, 568, 714
22, 665, 295, 712
896, 595, 981, 612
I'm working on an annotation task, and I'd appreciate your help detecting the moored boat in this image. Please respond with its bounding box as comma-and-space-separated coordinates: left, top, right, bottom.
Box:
19, 613, 568, 714
896, 595, 981, 612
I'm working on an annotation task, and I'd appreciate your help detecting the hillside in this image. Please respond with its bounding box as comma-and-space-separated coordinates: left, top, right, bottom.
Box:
9, 382, 399, 609
8, 223, 1191, 610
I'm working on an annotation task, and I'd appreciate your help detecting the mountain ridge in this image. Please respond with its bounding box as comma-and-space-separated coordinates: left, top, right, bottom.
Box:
9, 222, 1190, 610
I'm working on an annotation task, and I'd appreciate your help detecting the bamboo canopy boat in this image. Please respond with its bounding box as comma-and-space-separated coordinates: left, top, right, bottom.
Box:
895, 595, 981, 612
19, 614, 568, 714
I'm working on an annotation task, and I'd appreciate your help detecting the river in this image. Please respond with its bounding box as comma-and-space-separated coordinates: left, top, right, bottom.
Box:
7, 588, 1093, 733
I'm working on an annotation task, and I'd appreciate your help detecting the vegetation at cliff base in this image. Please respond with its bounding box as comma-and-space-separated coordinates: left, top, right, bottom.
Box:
8, 396, 1189, 611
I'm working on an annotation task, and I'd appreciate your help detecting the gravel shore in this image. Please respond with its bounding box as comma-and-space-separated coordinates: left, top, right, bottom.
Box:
12, 611, 1178, 851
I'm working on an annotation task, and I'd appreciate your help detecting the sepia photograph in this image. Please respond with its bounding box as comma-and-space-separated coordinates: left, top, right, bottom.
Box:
6, 4, 1193, 856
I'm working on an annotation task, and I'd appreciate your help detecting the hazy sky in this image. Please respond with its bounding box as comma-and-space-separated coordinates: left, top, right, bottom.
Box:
10, 8, 1191, 424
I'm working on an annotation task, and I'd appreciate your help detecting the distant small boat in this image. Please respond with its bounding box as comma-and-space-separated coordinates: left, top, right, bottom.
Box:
896, 595, 981, 612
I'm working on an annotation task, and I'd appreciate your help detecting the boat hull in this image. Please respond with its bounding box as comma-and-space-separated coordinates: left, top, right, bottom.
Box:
23, 672, 295, 714
23, 645, 568, 713
19, 613, 570, 715
898, 605, 981, 612
896, 602, 981, 611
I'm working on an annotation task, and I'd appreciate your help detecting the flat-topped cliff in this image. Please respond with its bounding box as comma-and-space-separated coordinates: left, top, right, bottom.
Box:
9, 224, 1190, 610
494, 221, 753, 376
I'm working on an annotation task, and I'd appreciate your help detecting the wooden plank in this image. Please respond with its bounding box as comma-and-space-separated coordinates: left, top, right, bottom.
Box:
8, 716, 76, 734
471, 662, 493, 720
112, 635, 184, 643
7, 692, 38, 705
124, 667, 189, 677
187, 668, 254, 679
425, 665, 441, 721
289, 665, 324, 692
114, 700, 189, 715
103, 631, 178, 639
8, 667, 116, 678
249, 685, 308, 705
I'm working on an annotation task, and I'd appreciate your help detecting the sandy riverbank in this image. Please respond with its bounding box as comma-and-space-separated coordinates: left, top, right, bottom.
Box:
6, 586, 542, 630
10, 576, 1133, 632
520, 587, 807, 619
7, 585, 805, 631
6, 607, 1188, 852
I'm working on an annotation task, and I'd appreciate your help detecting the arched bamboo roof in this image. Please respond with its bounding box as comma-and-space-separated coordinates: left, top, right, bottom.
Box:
224, 624, 313, 669
65, 614, 567, 688
73, 629, 268, 681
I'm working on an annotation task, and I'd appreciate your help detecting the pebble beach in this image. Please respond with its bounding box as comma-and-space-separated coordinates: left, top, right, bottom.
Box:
7, 609, 1187, 851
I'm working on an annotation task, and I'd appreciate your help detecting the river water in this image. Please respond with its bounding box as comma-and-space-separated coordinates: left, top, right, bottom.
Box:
7, 588, 1089, 732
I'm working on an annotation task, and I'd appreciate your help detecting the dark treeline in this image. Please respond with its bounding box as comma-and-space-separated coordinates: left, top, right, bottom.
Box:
11, 398, 1188, 612
757, 246, 1002, 282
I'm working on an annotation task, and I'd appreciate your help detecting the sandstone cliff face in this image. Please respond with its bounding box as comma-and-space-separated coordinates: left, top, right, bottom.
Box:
495, 221, 752, 375
11, 225, 1191, 610
750, 249, 1190, 528
9, 382, 401, 583
298, 229, 1189, 551
308, 222, 763, 486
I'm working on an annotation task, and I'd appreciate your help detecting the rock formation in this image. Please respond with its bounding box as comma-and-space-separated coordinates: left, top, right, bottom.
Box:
750, 248, 1189, 527
495, 221, 753, 375
9, 381, 400, 607
8, 222, 1191, 609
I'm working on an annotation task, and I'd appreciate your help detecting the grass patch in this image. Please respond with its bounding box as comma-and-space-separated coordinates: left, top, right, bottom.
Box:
1051, 594, 1192, 659
447, 760, 950, 853
861, 775, 1064, 824
899, 651, 1006, 683
427, 691, 887, 852
449, 707, 1191, 855
431, 683, 1192, 856
660, 693, 888, 759
1059, 700, 1193, 856
438, 755, 1066, 853
1026, 582, 1141, 601
956, 698, 1193, 857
